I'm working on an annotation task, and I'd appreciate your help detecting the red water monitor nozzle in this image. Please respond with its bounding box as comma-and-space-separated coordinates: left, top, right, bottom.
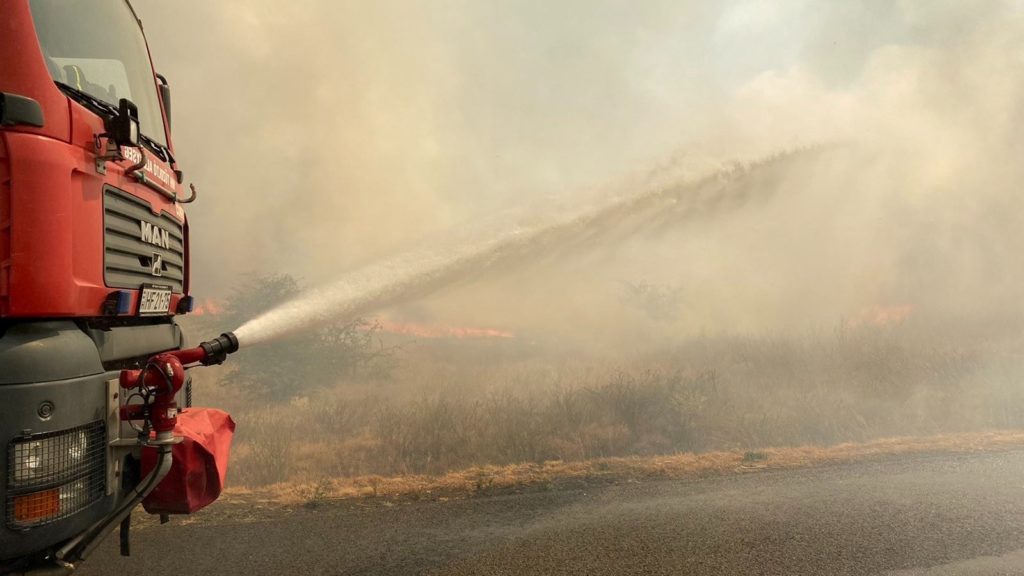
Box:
196, 332, 240, 365
117, 332, 240, 434
167, 332, 240, 366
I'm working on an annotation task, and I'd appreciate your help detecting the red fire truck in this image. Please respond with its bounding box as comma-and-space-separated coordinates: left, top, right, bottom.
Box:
1, 1, 238, 572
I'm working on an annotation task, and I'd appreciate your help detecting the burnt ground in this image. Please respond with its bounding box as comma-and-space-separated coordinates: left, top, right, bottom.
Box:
81, 450, 1024, 575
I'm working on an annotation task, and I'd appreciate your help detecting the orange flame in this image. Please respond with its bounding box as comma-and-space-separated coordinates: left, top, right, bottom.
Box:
376, 319, 514, 339
191, 298, 224, 317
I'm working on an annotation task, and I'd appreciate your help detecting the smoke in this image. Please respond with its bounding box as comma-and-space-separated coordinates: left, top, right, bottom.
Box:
135, 1, 1024, 344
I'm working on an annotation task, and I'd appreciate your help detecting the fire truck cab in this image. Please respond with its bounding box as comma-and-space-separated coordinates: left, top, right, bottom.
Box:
0, 1, 228, 571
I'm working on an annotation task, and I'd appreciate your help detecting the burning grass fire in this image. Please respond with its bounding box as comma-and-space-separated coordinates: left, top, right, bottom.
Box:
376, 319, 515, 340
161, 0, 1024, 545
206, 317, 1024, 489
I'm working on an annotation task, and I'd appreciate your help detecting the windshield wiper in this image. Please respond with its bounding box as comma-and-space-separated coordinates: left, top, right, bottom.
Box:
55, 81, 173, 164
139, 133, 170, 163
54, 81, 118, 118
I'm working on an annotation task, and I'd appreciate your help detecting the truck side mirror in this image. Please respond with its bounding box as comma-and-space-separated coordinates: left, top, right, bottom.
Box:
105, 98, 140, 147
0, 92, 45, 128
156, 74, 171, 132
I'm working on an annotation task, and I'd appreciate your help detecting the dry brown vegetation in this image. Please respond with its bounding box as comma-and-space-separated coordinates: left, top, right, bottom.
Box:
187, 315, 1024, 492
229, 430, 1024, 506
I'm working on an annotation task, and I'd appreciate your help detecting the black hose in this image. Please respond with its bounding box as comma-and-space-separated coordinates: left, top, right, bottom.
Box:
55, 434, 174, 562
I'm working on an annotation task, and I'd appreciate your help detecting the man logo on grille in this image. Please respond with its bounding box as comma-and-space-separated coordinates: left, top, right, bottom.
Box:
140, 221, 171, 249
151, 253, 164, 277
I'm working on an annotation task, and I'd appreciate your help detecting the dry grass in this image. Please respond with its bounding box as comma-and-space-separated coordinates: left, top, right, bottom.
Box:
185, 319, 1024, 492
225, 430, 1024, 506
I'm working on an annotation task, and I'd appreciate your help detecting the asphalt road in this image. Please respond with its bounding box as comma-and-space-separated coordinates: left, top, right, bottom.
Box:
82, 450, 1024, 576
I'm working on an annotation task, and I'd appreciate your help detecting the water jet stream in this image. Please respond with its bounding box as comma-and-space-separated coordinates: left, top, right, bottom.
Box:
233, 147, 825, 348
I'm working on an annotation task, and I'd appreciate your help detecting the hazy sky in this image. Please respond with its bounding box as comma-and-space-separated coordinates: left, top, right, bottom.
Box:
130, 1, 895, 285
133, 1, 1024, 339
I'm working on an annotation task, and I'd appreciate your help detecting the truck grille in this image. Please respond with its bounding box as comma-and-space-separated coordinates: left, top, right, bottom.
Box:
6, 421, 106, 528
103, 186, 185, 292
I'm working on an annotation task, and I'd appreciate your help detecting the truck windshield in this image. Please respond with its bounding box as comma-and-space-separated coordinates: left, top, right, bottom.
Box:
29, 0, 167, 146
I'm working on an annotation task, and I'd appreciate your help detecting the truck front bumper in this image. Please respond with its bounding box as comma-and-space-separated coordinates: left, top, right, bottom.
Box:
0, 373, 122, 561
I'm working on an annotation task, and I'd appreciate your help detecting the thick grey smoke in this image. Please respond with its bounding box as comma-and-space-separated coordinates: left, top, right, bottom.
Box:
135, 1, 1024, 342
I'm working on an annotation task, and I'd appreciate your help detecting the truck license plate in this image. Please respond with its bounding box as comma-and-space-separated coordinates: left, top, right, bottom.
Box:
138, 284, 172, 316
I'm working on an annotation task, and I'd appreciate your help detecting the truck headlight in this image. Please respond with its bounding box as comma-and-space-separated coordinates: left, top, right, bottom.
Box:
6, 422, 106, 528
14, 441, 42, 482
11, 429, 91, 485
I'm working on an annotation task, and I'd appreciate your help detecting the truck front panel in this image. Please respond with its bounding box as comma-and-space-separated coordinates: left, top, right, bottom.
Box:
0, 322, 120, 560
0, 0, 207, 567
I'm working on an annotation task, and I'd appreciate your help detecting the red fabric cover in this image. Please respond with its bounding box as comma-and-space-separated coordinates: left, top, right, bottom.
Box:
141, 408, 236, 515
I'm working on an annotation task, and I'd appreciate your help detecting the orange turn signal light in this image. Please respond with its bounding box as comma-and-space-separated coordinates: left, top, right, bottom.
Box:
14, 488, 60, 523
